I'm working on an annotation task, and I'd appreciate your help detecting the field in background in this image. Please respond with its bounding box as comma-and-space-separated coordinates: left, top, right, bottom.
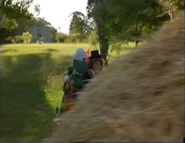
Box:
0, 43, 135, 141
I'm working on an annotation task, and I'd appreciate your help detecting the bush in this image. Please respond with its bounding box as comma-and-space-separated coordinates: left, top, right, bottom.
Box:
55, 33, 68, 43
7, 32, 32, 44
22, 32, 32, 44
65, 33, 87, 43
6, 36, 23, 43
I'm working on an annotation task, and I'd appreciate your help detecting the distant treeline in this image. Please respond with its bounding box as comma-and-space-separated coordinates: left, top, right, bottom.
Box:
0, 0, 97, 44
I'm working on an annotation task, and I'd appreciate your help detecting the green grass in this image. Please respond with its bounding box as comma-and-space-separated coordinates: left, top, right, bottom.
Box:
0, 43, 135, 142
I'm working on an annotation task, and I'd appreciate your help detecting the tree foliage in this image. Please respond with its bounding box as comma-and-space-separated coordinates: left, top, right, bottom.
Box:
68, 11, 89, 43
0, 0, 58, 44
87, 0, 172, 64
7, 31, 32, 44
55, 33, 67, 43
0, 0, 34, 43
88, 28, 98, 45
69, 11, 87, 35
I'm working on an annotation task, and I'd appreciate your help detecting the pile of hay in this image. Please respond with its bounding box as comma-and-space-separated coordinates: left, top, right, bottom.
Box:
44, 14, 184, 142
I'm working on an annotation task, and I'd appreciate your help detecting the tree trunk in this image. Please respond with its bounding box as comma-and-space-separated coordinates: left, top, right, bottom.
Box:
94, 0, 109, 65
97, 23, 109, 65
135, 40, 139, 47
135, 22, 140, 47
100, 38, 109, 65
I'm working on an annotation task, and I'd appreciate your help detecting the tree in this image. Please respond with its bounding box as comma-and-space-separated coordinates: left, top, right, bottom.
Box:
69, 11, 87, 35
87, 0, 110, 64
28, 17, 57, 43
115, 0, 168, 47
69, 11, 89, 43
55, 33, 68, 43
0, 0, 57, 44
34, 4, 40, 17
0, 0, 34, 43
87, 0, 170, 64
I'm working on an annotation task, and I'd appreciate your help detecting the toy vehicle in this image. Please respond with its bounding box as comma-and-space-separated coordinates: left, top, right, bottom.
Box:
54, 50, 103, 118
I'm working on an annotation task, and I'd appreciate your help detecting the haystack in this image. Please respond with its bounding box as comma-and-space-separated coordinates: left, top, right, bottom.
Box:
44, 13, 184, 142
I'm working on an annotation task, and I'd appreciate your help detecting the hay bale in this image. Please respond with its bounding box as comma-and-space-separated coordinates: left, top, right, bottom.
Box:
44, 13, 184, 142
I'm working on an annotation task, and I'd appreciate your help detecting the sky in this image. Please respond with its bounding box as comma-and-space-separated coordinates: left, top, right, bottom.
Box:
29, 0, 88, 34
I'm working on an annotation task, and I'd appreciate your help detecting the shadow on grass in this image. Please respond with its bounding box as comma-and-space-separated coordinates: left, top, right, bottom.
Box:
46, 48, 58, 53
0, 48, 18, 54
0, 53, 71, 142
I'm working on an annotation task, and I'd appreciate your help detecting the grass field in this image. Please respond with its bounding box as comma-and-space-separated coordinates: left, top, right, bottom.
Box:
0, 43, 135, 142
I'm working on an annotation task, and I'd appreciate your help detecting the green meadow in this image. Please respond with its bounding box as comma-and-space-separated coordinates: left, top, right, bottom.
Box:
0, 43, 135, 142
